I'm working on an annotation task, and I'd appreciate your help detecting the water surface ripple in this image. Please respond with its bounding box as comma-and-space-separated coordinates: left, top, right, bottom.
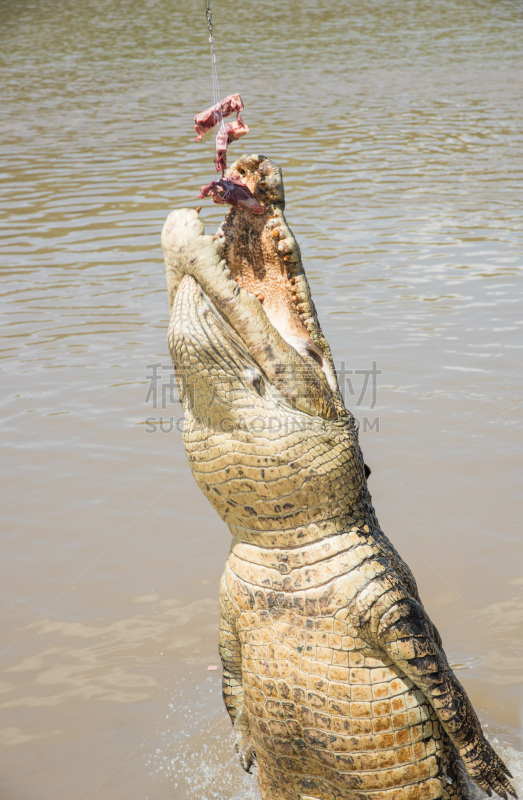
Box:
1, 1, 522, 798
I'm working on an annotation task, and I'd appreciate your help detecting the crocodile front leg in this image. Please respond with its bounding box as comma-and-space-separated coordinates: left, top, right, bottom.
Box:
381, 602, 514, 798
220, 573, 295, 800
219, 572, 255, 773
352, 578, 516, 800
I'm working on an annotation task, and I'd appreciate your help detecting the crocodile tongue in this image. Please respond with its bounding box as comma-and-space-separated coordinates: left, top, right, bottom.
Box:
217, 208, 325, 368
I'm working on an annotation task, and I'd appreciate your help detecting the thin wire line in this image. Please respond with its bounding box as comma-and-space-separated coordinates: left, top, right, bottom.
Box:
205, 0, 225, 131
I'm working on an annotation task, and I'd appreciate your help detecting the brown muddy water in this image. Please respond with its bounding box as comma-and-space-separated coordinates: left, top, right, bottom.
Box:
1, 0, 522, 798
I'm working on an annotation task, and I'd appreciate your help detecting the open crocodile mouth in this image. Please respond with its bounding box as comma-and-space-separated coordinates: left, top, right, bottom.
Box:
217, 157, 328, 371
162, 155, 343, 421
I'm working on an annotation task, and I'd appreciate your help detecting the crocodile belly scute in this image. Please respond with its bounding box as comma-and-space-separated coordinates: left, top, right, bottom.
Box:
224, 537, 446, 800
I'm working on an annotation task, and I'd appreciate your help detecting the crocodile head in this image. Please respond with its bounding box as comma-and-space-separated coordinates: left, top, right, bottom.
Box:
162, 154, 369, 544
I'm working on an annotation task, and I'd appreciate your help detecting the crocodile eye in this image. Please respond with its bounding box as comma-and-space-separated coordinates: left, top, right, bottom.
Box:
244, 367, 263, 395
237, 167, 246, 176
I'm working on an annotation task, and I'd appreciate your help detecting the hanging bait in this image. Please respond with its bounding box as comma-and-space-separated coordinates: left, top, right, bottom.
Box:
194, 1, 261, 212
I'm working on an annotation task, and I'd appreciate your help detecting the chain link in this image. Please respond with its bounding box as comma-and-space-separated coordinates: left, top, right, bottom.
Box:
203, 0, 223, 135
205, 0, 214, 42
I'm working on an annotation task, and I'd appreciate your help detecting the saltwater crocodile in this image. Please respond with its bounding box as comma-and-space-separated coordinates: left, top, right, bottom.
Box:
162, 154, 515, 800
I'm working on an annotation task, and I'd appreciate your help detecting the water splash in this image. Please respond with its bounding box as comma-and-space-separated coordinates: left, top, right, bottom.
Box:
486, 727, 523, 799
145, 677, 523, 800
144, 676, 261, 800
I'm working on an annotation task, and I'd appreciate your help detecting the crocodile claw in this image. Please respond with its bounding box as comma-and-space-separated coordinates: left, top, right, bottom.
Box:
461, 740, 517, 799
233, 710, 256, 774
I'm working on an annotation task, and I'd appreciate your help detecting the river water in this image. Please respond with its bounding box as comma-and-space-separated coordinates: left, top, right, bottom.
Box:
1, 0, 522, 797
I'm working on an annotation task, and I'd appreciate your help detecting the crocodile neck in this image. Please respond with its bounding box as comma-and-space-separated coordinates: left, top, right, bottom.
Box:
227, 507, 377, 550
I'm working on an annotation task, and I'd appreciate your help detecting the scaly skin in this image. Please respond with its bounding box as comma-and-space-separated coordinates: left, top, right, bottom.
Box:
161, 154, 515, 800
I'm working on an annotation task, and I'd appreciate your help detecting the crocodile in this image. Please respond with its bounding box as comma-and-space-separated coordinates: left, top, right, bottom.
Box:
161, 154, 516, 800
